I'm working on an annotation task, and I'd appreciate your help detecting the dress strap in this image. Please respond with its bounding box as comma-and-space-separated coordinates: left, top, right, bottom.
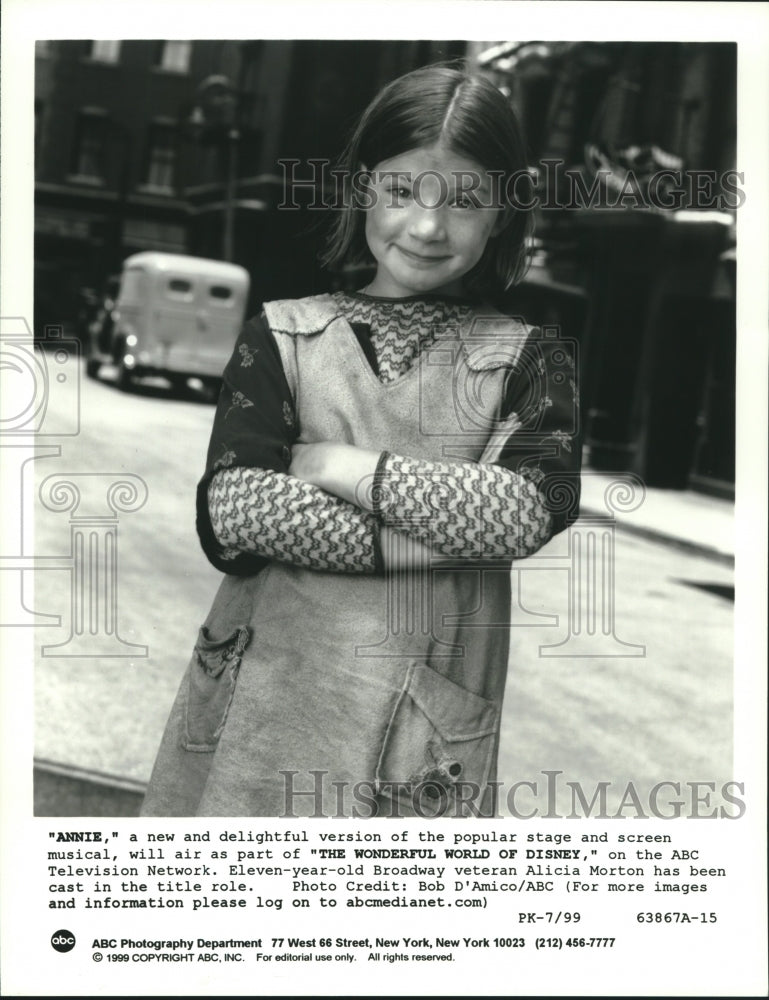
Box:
262, 294, 339, 337
460, 314, 533, 371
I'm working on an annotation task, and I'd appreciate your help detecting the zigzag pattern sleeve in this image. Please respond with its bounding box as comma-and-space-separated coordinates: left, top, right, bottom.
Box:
373, 333, 582, 560
375, 454, 553, 560
208, 466, 380, 573
373, 332, 582, 559
197, 308, 386, 574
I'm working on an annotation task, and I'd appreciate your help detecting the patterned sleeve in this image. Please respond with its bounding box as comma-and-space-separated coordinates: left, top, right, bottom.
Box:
374, 334, 581, 561
197, 311, 381, 575
208, 467, 381, 573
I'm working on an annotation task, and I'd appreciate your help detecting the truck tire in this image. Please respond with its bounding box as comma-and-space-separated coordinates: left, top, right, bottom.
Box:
116, 357, 134, 392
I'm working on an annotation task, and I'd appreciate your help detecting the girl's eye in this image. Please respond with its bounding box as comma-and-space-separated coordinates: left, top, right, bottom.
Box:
451, 193, 476, 209
384, 185, 411, 205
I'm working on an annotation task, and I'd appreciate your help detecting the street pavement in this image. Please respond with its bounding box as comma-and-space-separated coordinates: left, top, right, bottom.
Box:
27, 359, 736, 814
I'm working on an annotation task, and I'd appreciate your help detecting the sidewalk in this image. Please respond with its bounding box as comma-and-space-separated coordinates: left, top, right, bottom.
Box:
578, 470, 734, 563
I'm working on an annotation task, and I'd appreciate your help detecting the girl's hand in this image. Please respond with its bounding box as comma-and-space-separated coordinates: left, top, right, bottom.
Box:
379, 526, 453, 570
289, 446, 455, 569
289, 442, 381, 509
288, 442, 333, 487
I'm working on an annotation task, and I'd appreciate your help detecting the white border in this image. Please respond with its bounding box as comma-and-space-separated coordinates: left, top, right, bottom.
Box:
2, 2, 767, 996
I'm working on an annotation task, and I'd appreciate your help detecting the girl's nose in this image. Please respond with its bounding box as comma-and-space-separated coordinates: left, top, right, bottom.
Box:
408, 205, 447, 242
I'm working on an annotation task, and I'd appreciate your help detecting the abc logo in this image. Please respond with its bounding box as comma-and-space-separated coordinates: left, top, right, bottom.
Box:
51, 930, 76, 953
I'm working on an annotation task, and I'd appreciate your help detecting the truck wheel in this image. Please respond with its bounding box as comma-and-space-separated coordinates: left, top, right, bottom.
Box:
85, 357, 101, 379
169, 374, 190, 397
116, 358, 134, 392
203, 377, 222, 402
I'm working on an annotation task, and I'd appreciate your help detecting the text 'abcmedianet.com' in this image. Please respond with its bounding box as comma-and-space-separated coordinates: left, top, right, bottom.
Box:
47, 828, 727, 912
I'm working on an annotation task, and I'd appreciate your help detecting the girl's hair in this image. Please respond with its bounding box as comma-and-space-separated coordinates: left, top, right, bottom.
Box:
321, 62, 533, 296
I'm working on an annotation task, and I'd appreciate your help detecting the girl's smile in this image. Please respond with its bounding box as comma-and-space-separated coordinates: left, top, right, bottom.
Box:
395, 245, 452, 265
363, 142, 506, 298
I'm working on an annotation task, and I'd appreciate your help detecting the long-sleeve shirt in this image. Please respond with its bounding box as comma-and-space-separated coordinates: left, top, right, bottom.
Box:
198, 290, 581, 575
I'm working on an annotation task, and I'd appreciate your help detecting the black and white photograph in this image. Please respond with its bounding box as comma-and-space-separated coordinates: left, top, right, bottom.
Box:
1, 2, 767, 996
27, 33, 739, 819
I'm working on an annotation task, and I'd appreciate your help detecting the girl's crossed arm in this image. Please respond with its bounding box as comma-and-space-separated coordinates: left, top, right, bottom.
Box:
199, 313, 387, 576
201, 315, 580, 575
289, 336, 581, 567
289, 445, 558, 568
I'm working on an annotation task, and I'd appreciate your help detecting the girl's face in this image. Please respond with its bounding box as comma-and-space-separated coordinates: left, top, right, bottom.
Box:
362, 142, 506, 299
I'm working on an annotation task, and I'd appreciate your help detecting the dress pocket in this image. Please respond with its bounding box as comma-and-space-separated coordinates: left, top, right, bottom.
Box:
182, 624, 251, 752
375, 662, 499, 816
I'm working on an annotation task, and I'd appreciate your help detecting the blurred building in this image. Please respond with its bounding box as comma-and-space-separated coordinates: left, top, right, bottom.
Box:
472, 41, 737, 495
35, 40, 204, 334
34, 38, 463, 333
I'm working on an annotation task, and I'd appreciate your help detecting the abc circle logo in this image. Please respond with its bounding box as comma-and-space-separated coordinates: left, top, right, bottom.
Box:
51, 930, 76, 953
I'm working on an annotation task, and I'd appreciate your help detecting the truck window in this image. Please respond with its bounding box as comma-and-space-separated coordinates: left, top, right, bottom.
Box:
209, 284, 233, 304
167, 278, 193, 298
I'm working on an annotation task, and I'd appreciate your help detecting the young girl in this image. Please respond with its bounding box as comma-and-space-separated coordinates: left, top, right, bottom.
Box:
141, 63, 580, 819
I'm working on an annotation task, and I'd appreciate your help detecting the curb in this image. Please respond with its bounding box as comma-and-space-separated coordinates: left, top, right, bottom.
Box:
578, 506, 734, 567
34, 758, 146, 817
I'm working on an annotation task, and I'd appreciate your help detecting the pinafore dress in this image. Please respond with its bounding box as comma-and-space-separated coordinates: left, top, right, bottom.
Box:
141, 294, 532, 818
